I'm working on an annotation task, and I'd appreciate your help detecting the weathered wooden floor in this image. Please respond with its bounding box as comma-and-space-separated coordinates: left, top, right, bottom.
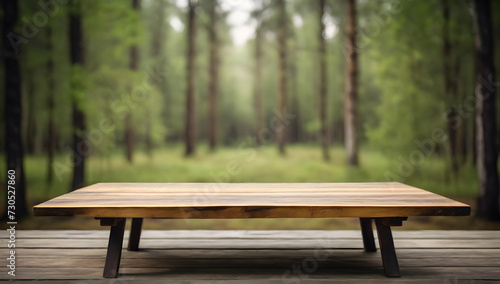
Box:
1, 230, 499, 283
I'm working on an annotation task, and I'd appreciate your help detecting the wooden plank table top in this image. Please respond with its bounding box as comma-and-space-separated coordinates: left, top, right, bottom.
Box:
33, 182, 470, 219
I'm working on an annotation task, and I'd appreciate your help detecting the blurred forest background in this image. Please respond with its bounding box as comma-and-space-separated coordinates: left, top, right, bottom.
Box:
2, 0, 500, 229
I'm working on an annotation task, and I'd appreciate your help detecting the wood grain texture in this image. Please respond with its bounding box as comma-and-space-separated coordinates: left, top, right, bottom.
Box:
1, 230, 499, 281
33, 182, 471, 218
3, 230, 498, 240
3, 238, 499, 249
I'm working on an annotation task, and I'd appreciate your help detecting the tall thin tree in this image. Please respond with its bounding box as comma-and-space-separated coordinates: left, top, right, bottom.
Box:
473, 0, 499, 220
253, 1, 265, 145
69, 0, 87, 191
125, 0, 140, 163
319, 0, 329, 161
344, 0, 358, 166
289, 39, 300, 143
46, 22, 56, 183
151, 0, 170, 143
25, 74, 36, 154
208, 0, 219, 151
185, 0, 197, 156
3, 0, 28, 219
276, 0, 287, 155
441, 0, 460, 174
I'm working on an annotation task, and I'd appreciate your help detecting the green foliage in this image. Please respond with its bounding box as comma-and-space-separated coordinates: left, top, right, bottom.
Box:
359, 1, 472, 156
1, 0, 495, 209
8, 0, 486, 155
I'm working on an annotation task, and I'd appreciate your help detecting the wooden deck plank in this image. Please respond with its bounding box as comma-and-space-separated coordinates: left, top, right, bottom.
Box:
1, 230, 499, 281
1, 267, 500, 280
2, 229, 497, 239
0, 280, 490, 284
3, 248, 500, 260
33, 182, 470, 218
7, 237, 500, 249
11, 256, 500, 268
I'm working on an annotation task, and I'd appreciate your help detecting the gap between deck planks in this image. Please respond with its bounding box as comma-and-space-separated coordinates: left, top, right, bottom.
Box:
1, 230, 499, 282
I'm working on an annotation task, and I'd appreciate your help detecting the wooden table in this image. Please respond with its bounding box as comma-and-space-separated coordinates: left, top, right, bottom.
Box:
33, 182, 470, 278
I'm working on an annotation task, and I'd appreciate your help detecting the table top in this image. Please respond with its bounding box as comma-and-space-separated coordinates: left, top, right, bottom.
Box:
33, 182, 471, 219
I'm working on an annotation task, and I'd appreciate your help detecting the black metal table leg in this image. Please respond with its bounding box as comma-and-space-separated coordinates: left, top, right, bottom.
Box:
128, 218, 143, 251
359, 218, 376, 252
374, 218, 402, 277
103, 218, 126, 278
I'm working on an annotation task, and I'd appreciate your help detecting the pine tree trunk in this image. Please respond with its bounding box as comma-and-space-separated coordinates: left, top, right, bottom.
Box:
185, 0, 197, 156
46, 24, 56, 184
466, 108, 475, 164
319, 0, 329, 161
151, 0, 165, 58
152, 0, 170, 143
473, 0, 499, 220
277, 0, 287, 155
442, 0, 460, 174
254, 23, 264, 145
344, 0, 358, 166
25, 75, 36, 155
208, 0, 219, 152
3, 0, 28, 219
289, 50, 300, 143
70, 0, 86, 191
125, 0, 140, 163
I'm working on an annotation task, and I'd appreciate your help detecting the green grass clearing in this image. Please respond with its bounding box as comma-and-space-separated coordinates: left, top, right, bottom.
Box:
1, 144, 491, 230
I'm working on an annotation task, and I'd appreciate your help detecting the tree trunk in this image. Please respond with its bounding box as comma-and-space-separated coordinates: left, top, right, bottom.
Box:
254, 19, 264, 145
151, 0, 170, 143
289, 49, 300, 143
125, 0, 140, 163
151, 0, 165, 58
277, 0, 287, 155
344, 0, 358, 166
46, 23, 56, 184
70, 0, 87, 191
452, 58, 467, 165
208, 0, 219, 152
441, 0, 460, 174
473, 0, 499, 220
3, 0, 28, 219
466, 104, 475, 164
319, 0, 329, 161
185, 0, 197, 156
129, 0, 140, 69
25, 75, 36, 155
